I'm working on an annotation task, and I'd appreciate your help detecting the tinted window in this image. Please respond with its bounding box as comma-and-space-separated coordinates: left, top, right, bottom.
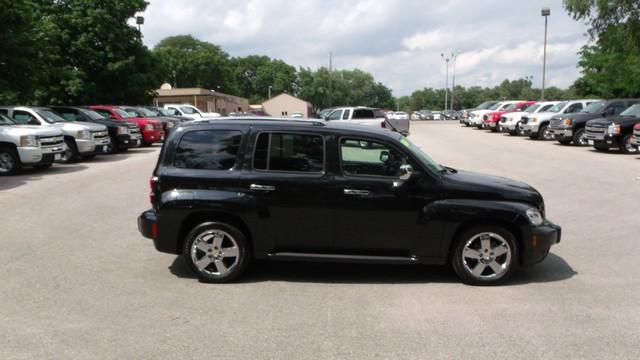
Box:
253, 133, 324, 172
341, 138, 408, 177
93, 109, 112, 118
610, 102, 626, 114
174, 130, 242, 170
327, 110, 343, 121
342, 109, 350, 120
565, 103, 583, 113
352, 109, 375, 119
12, 110, 39, 125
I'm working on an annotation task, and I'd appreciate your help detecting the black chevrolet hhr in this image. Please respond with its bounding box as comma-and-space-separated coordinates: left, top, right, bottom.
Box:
138, 118, 560, 285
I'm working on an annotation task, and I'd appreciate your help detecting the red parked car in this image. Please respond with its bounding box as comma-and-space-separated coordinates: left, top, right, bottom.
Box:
483, 101, 537, 132
88, 105, 164, 146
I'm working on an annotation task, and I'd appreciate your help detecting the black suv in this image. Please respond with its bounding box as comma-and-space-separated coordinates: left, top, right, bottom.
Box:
584, 103, 640, 154
138, 119, 561, 285
549, 99, 639, 146
50, 106, 142, 154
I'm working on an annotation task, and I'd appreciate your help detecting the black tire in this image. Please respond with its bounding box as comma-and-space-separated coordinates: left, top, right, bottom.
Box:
516, 122, 526, 136
60, 139, 78, 163
451, 225, 519, 286
572, 128, 588, 146
0, 146, 21, 176
183, 222, 250, 283
539, 124, 554, 140
619, 134, 638, 154
33, 163, 53, 170
106, 135, 119, 154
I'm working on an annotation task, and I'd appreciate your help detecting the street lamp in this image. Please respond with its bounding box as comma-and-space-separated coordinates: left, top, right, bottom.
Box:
136, 16, 144, 33
541, 7, 550, 101
441, 53, 450, 111
450, 50, 462, 111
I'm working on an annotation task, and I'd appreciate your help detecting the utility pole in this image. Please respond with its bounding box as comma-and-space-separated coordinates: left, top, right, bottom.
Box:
450, 50, 461, 111
441, 53, 450, 111
328, 52, 333, 107
268, 85, 272, 99
525, 75, 533, 99
541, 7, 550, 101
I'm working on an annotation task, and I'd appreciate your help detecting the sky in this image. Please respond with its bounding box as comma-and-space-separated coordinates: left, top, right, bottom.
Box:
138, 0, 591, 96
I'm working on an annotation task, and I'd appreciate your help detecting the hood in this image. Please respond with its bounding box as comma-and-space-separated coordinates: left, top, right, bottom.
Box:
588, 115, 639, 127
527, 111, 557, 121
442, 169, 543, 209
470, 109, 493, 116
86, 118, 123, 128
2, 125, 63, 137
503, 111, 526, 120
556, 112, 601, 122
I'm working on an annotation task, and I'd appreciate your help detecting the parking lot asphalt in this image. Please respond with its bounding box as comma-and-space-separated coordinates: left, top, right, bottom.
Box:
1, 121, 639, 359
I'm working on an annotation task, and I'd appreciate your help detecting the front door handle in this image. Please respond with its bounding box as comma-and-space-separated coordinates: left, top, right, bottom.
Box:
250, 184, 276, 191
344, 189, 370, 196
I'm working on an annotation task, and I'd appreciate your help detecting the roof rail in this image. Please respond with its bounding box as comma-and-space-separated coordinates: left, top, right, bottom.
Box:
195, 117, 327, 126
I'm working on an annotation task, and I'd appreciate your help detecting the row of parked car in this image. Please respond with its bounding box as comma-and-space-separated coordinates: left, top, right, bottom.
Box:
458, 99, 640, 154
0, 104, 221, 176
410, 110, 462, 121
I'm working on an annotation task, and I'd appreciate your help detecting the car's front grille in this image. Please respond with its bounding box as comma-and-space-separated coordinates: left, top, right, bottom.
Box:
585, 125, 606, 140
39, 135, 64, 147
482, 115, 488, 121
586, 125, 605, 135
633, 127, 640, 138
92, 130, 109, 140
521, 116, 529, 124
500, 116, 507, 123
549, 118, 563, 129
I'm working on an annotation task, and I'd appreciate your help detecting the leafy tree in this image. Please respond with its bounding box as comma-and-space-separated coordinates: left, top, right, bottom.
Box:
230, 55, 297, 103
563, 0, 640, 97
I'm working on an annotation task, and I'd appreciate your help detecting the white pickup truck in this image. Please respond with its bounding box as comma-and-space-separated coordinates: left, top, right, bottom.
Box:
323, 107, 410, 136
163, 104, 221, 120
0, 112, 66, 175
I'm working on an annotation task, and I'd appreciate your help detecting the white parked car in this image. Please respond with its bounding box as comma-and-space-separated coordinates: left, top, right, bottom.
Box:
392, 112, 409, 120
468, 101, 522, 128
163, 104, 221, 120
520, 99, 601, 140
500, 101, 558, 136
323, 107, 410, 136
291, 112, 304, 118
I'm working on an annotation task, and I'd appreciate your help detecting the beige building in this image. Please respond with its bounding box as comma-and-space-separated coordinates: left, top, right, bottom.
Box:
262, 93, 313, 118
153, 87, 249, 115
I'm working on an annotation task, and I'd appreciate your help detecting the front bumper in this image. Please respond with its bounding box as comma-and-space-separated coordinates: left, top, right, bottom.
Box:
143, 130, 165, 144
76, 139, 97, 155
17, 144, 66, 164
116, 133, 143, 148
521, 123, 539, 134
521, 220, 562, 266
631, 135, 640, 147
483, 121, 498, 129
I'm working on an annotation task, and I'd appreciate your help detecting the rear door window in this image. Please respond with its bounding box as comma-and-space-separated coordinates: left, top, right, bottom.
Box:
174, 130, 243, 170
253, 132, 324, 173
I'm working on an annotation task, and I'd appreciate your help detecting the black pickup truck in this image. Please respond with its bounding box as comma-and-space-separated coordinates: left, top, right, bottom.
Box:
138, 118, 561, 286
549, 99, 639, 146
584, 104, 640, 154
50, 106, 142, 154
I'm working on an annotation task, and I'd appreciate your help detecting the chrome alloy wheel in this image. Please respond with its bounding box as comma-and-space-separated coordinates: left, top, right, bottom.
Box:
541, 127, 554, 140
0, 152, 15, 173
462, 232, 512, 280
190, 230, 240, 277
624, 138, 638, 153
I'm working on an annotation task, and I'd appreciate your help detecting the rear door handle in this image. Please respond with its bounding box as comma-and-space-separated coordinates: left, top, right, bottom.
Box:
250, 184, 276, 191
344, 189, 370, 196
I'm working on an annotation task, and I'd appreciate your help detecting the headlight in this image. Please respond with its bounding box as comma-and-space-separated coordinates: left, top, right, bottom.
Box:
19, 135, 39, 147
117, 126, 129, 135
564, 119, 572, 126
144, 123, 154, 131
531, 117, 538, 123
77, 130, 92, 140
165, 121, 174, 129
607, 124, 620, 135
525, 208, 544, 226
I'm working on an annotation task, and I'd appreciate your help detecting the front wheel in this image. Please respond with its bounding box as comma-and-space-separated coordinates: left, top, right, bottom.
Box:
452, 226, 518, 286
183, 222, 250, 283
540, 124, 554, 140
0, 147, 21, 176
572, 128, 588, 146
59, 139, 78, 163
620, 134, 638, 154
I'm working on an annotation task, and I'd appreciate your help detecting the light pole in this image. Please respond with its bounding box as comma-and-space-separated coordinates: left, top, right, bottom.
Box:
136, 16, 144, 35
441, 53, 450, 111
541, 7, 550, 101
450, 50, 461, 111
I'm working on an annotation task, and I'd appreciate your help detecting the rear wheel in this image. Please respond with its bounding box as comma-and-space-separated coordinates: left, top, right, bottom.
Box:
183, 222, 250, 283
0, 147, 21, 176
452, 226, 518, 286
619, 134, 638, 154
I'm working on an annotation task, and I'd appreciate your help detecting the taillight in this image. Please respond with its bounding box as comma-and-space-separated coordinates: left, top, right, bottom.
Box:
149, 176, 158, 207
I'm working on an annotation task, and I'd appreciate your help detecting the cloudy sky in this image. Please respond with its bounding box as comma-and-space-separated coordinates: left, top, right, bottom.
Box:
138, 0, 590, 96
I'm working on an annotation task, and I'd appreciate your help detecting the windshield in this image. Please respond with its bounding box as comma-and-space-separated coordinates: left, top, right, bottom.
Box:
79, 108, 107, 121
135, 107, 156, 117
144, 108, 164, 116
115, 108, 135, 118
487, 102, 503, 110
0, 113, 15, 125
180, 106, 201, 115
37, 109, 68, 123
548, 102, 568, 113
502, 104, 517, 111
477, 101, 495, 109
581, 102, 606, 113
399, 137, 444, 174
620, 104, 640, 117
524, 104, 540, 113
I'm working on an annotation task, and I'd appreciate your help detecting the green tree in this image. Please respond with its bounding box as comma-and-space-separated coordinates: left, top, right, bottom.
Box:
563, 0, 640, 97
230, 56, 296, 103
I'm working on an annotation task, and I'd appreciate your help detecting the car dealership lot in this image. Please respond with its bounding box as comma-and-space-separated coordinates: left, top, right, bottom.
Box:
1, 122, 639, 359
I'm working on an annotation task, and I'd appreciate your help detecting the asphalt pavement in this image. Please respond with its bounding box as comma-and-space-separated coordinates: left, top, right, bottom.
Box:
1, 121, 639, 359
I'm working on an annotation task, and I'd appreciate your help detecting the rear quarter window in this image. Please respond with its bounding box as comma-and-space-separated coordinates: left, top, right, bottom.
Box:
253, 132, 324, 173
174, 130, 243, 170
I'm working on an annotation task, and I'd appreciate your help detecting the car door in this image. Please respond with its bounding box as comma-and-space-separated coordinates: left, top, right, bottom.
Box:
238, 129, 333, 253
330, 136, 441, 256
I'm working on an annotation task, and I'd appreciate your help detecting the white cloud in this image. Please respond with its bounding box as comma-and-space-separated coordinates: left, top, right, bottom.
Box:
140, 0, 589, 95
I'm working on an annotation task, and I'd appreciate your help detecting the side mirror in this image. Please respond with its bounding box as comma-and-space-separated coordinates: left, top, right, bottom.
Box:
379, 150, 390, 163
399, 164, 413, 181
